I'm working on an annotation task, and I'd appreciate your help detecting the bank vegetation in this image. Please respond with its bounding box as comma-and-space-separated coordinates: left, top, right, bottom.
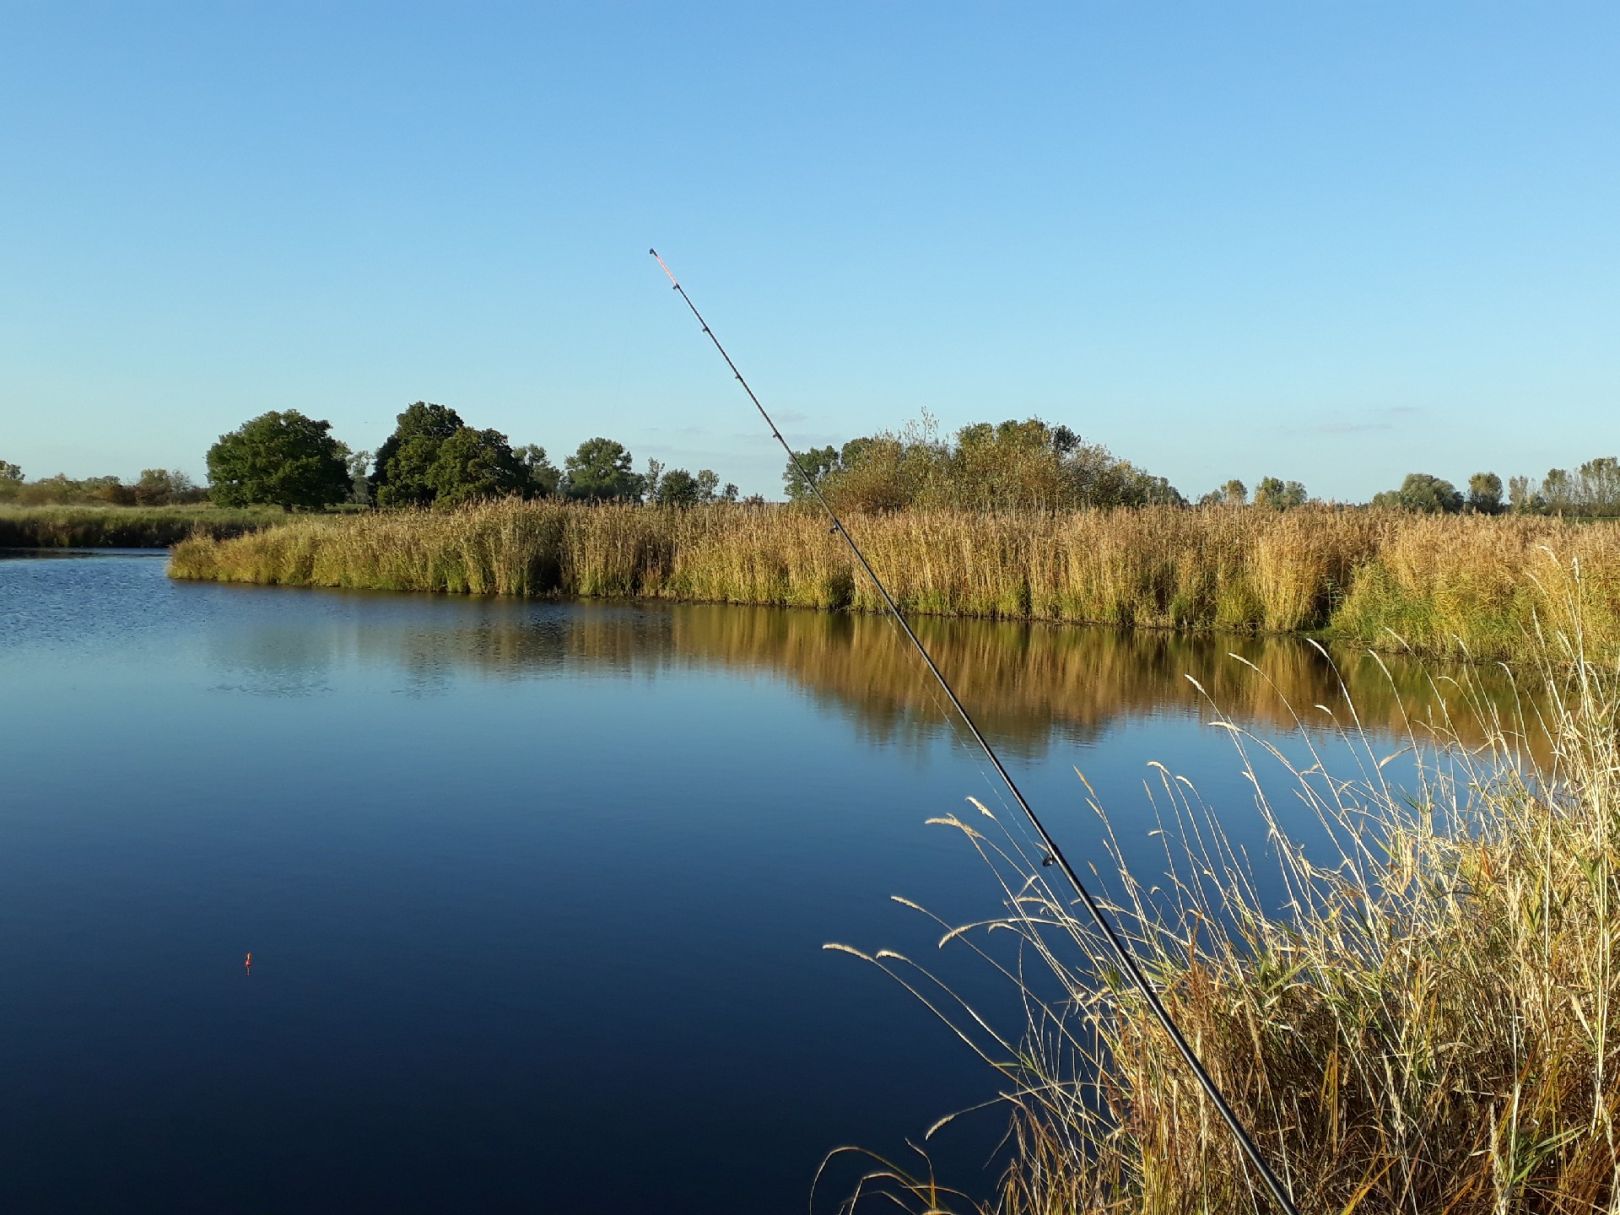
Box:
831, 564, 1620, 1214
167, 500, 1620, 663
0, 504, 285, 548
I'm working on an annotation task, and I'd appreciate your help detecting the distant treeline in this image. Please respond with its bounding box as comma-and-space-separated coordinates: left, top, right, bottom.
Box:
784, 417, 1184, 511
779, 416, 1620, 519
6, 410, 1617, 518
178, 402, 748, 512
0, 465, 205, 507
1365, 462, 1620, 517
0, 403, 748, 515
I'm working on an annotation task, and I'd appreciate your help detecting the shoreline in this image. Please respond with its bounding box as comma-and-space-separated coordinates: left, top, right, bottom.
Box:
162, 499, 1620, 665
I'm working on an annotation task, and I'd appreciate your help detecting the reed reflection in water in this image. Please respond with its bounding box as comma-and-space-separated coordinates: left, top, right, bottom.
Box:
204, 587, 1536, 762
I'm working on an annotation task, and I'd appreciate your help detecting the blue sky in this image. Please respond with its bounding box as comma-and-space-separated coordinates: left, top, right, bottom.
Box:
2, 2, 1615, 501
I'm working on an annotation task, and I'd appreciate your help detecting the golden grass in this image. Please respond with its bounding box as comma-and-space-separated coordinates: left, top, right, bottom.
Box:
826, 560, 1620, 1214
167, 500, 1620, 662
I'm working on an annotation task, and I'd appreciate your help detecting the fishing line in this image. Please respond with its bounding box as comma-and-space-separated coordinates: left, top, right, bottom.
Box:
648, 248, 1302, 1215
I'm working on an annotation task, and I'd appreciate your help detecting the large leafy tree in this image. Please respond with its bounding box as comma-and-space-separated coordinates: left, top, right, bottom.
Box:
517, 445, 561, 498
564, 437, 643, 501
373, 402, 466, 506
1253, 477, 1307, 509
427, 427, 529, 505
1576, 457, 1620, 515
373, 402, 552, 507
134, 468, 199, 506
1467, 472, 1504, 514
783, 445, 844, 501
654, 468, 700, 506
206, 410, 350, 510
1372, 473, 1464, 513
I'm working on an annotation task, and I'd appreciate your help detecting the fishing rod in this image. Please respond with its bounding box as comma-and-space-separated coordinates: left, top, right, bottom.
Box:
648, 248, 1302, 1215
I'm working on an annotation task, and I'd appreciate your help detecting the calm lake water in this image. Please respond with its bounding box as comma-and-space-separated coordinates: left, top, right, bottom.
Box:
0, 552, 1509, 1213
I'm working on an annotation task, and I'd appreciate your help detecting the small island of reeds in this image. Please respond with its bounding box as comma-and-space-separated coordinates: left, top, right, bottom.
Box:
166, 500, 1620, 663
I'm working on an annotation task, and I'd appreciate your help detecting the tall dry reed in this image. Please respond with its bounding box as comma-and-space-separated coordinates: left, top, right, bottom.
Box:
824, 560, 1620, 1214
168, 500, 1620, 662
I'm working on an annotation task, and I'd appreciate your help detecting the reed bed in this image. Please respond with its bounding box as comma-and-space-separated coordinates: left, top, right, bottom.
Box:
0, 504, 283, 548
828, 563, 1620, 1214
167, 500, 1620, 662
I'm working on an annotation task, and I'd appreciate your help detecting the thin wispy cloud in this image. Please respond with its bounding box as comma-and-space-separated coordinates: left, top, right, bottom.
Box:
1285, 406, 1424, 437
646, 424, 711, 438
731, 429, 843, 448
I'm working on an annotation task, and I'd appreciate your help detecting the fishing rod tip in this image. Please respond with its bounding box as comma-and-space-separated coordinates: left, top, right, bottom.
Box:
648, 247, 658, 256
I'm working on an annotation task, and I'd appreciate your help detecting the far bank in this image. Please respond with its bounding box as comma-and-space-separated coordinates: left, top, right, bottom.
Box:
165, 500, 1620, 664
0, 504, 285, 549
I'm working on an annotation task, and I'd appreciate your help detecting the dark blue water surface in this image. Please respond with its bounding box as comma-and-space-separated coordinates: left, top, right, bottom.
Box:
0, 553, 1493, 1213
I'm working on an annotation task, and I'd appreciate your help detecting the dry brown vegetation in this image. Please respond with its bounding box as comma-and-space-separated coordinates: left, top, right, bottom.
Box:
827, 565, 1620, 1214
168, 500, 1620, 662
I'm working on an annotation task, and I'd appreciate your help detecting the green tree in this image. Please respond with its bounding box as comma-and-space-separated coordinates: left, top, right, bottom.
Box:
787, 416, 1183, 512
1576, 457, 1620, 515
950, 419, 1064, 509
374, 402, 466, 507
206, 410, 350, 510
1542, 468, 1574, 513
784, 445, 842, 501
654, 468, 701, 506
695, 469, 720, 503
0, 460, 21, 483
827, 435, 919, 511
1507, 474, 1535, 513
1466, 472, 1504, 514
564, 437, 642, 501
720, 482, 739, 503
426, 427, 529, 505
1220, 479, 1247, 506
517, 445, 560, 497
1372, 473, 1463, 513
133, 468, 197, 506
1254, 477, 1307, 509
641, 457, 665, 503
1128, 472, 1187, 507
348, 450, 373, 506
